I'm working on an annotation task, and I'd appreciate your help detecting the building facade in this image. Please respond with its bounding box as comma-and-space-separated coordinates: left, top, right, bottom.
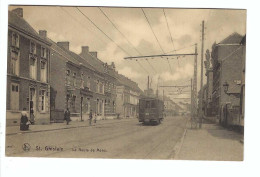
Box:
211, 32, 245, 126
6, 8, 51, 126
115, 74, 141, 118
79, 46, 117, 119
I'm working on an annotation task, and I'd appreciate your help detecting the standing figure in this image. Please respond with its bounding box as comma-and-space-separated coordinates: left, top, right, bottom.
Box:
94, 112, 97, 124
20, 108, 29, 131
64, 108, 71, 125
89, 109, 93, 126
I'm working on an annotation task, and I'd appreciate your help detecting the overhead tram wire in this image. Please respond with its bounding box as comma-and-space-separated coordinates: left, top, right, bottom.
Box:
136, 60, 149, 74
163, 9, 180, 71
165, 43, 196, 54
59, 7, 110, 48
163, 9, 176, 53
141, 8, 165, 54
98, 7, 157, 74
76, 7, 132, 57
141, 8, 173, 74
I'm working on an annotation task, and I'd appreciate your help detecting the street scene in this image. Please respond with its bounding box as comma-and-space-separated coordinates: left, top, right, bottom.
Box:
5, 6, 245, 160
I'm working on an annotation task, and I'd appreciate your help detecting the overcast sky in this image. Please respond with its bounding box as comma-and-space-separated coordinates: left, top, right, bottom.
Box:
9, 6, 246, 102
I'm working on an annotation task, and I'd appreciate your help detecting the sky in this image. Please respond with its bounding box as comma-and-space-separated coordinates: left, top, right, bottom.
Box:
8, 6, 246, 103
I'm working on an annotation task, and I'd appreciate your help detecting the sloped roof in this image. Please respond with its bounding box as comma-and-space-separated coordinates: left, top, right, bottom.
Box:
8, 10, 50, 45
219, 32, 244, 44
46, 39, 81, 65
116, 72, 142, 93
79, 52, 106, 74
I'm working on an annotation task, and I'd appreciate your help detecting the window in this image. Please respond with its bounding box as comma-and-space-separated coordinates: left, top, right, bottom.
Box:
151, 100, 157, 108
73, 72, 76, 86
87, 77, 91, 89
39, 90, 46, 112
40, 61, 47, 82
12, 32, 19, 48
30, 41, 36, 54
99, 83, 104, 94
10, 83, 19, 110
146, 101, 151, 108
41, 47, 47, 58
96, 80, 99, 93
30, 57, 37, 80
10, 51, 19, 75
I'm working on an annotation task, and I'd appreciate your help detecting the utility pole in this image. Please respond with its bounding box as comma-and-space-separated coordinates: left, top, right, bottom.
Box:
193, 43, 198, 118
199, 20, 205, 128
190, 78, 193, 117
147, 75, 149, 90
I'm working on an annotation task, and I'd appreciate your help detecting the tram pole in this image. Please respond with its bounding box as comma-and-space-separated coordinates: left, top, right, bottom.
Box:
199, 20, 205, 129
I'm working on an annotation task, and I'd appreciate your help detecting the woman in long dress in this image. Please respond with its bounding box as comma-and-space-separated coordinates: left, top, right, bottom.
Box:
20, 108, 29, 131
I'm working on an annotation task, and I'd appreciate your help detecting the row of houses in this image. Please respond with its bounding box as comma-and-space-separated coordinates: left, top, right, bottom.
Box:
6, 8, 142, 126
199, 32, 246, 128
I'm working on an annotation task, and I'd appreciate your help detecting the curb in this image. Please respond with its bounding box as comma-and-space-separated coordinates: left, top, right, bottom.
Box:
6, 119, 133, 136
172, 118, 189, 159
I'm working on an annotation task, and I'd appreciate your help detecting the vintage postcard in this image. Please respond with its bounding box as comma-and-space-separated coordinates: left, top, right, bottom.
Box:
5, 5, 246, 160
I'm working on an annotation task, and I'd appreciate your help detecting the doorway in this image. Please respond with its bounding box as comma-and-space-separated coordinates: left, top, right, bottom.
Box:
29, 87, 36, 124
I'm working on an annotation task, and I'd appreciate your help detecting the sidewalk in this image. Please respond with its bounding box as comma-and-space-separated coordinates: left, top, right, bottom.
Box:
175, 120, 244, 161
6, 118, 133, 136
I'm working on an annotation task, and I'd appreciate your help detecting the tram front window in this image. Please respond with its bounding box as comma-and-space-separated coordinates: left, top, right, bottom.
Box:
151, 100, 156, 108
146, 101, 150, 108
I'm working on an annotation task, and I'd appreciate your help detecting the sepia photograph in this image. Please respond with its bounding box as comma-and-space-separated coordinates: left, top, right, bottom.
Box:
4, 5, 246, 161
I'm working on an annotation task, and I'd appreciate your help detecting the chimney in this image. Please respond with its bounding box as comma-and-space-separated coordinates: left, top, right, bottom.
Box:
12, 8, 23, 18
111, 62, 115, 69
90, 51, 97, 58
80, 46, 89, 58
57, 41, 69, 50
39, 30, 47, 38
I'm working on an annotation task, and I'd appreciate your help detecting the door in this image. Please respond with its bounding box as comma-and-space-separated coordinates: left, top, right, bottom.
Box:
30, 88, 36, 122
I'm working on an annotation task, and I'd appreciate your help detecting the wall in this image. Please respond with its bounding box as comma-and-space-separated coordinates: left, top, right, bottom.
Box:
219, 45, 243, 106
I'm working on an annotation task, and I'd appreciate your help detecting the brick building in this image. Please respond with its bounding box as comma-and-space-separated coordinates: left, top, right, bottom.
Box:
79, 46, 117, 119
211, 32, 246, 125
115, 74, 142, 118
6, 8, 51, 126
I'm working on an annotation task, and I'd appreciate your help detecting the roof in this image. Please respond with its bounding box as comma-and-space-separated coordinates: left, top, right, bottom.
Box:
46, 39, 80, 65
116, 72, 142, 93
8, 10, 51, 45
79, 52, 106, 74
219, 32, 244, 44
240, 35, 246, 45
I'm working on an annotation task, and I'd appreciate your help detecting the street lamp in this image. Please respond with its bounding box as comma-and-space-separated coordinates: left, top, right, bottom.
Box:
223, 81, 229, 94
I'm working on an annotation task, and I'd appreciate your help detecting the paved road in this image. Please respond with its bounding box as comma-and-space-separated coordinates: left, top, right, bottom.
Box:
5, 116, 188, 159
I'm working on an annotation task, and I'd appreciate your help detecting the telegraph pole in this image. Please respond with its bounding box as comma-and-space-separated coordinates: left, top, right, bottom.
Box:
190, 78, 193, 117
193, 43, 198, 117
199, 20, 205, 128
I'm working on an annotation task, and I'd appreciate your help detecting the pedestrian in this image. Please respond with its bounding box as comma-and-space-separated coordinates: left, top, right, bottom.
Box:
64, 108, 71, 125
94, 112, 97, 124
89, 109, 93, 126
20, 108, 29, 131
